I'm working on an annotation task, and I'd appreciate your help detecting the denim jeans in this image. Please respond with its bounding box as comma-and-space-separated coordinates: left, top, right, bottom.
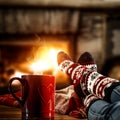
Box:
87, 86, 120, 120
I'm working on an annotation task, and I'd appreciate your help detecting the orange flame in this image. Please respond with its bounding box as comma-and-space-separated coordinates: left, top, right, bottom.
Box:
29, 48, 63, 75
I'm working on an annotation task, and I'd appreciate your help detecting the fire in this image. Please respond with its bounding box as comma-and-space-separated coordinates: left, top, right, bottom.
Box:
9, 47, 69, 87
29, 48, 63, 75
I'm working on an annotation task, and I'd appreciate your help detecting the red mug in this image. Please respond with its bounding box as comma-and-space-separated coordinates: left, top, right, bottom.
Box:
8, 75, 55, 119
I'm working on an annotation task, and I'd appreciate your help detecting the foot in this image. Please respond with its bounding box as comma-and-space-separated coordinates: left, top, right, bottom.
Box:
57, 51, 119, 99
78, 52, 97, 71
57, 51, 90, 98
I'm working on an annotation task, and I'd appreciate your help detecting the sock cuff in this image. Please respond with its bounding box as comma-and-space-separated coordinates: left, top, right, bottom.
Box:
84, 94, 98, 108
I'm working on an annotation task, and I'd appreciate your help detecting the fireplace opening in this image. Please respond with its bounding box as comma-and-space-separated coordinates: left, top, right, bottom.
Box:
0, 34, 75, 94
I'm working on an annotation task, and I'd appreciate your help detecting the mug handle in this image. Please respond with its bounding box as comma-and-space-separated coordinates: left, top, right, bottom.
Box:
8, 77, 29, 106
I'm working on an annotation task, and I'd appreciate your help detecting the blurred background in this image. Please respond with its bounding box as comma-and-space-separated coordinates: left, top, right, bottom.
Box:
0, 0, 120, 94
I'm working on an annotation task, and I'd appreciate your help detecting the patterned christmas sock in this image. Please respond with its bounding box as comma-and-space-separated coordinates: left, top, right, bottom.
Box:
57, 51, 89, 98
78, 52, 120, 99
57, 51, 119, 99
87, 72, 119, 98
78, 52, 100, 109
74, 52, 97, 98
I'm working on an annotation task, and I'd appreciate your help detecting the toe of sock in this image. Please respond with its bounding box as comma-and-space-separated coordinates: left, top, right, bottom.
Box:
57, 51, 72, 65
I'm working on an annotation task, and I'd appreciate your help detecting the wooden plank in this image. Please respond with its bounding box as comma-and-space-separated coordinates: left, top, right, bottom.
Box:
0, 105, 86, 120
0, 0, 120, 8
0, 9, 80, 34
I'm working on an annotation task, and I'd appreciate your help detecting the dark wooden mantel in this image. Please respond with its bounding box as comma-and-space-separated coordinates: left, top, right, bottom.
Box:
0, 0, 120, 9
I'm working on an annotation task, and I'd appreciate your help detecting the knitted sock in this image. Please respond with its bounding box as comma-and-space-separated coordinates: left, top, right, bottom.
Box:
78, 52, 120, 99
78, 52, 100, 109
75, 52, 97, 98
57, 51, 90, 97
87, 72, 119, 98
57, 51, 119, 99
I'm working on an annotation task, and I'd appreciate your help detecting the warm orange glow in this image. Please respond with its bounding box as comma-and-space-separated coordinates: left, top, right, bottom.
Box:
29, 48, 65, 75
8, 40, 70, 88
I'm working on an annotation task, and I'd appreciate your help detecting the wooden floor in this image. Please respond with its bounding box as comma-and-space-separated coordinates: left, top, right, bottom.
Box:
0, 105, 87, 120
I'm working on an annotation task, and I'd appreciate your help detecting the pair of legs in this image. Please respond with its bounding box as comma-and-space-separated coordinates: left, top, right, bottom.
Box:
57, 51, 120, 120
87, 85, 120, 120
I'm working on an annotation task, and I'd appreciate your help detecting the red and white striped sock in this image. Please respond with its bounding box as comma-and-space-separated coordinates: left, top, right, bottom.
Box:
57, 51, 90, 97
87, 72, 119, 98
57, 51, 119, 99
75, 52, 97, 98
78, 52, 119, 98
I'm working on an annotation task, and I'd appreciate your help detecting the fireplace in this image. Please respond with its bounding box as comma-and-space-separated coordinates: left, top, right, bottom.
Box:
0, 34, 78, 93
0, 5, 83, 94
